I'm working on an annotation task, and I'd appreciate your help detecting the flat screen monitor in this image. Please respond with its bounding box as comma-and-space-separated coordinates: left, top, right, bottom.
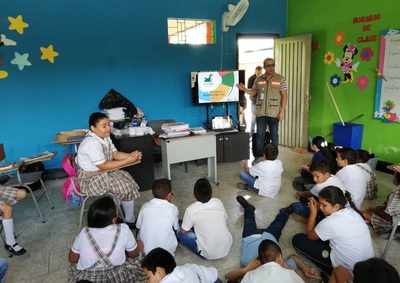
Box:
191, 70, 244, 104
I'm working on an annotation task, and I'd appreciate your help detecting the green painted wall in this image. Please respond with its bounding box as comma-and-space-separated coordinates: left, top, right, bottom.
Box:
287, 0, 400, 163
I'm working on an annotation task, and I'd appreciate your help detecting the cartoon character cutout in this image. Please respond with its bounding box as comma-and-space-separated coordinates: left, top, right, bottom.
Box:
382, 100, 399, 123
335, 43, 360, 83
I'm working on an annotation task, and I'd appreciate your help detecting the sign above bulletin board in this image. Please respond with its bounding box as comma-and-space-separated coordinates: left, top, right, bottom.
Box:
374, 29, 400, 123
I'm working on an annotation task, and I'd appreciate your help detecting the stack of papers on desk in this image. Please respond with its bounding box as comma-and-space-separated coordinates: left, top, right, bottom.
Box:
161, 122, 189, 132
159, 122, 190, 138
190, 127, 206, 135
159, 129, 191, 138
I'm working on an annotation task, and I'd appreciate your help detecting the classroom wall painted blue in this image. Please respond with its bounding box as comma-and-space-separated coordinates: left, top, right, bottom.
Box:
0, 0, 286, 168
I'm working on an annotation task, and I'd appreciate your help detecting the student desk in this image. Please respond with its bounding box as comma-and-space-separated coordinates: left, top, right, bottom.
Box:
160, 134, 218, 184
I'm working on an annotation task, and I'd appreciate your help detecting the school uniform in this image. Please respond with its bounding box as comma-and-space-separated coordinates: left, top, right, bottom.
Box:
69, 224, 146, 282
371, 184, 400, 233
335, 165, 366, 209
76, 132, 140, 200
315, 207, 374, 271
241, 262, 303, 283
180, 198, 233, 259
161, 264, 218, 283
250, 159, 283, 198
136, 198, 179, 256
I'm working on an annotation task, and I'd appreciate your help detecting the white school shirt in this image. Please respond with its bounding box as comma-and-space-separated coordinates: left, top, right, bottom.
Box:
161, 264, 218, 283
250, 159, 283, 198
311, 175, 345, 196
315, 207, 374, 271
335, 165, 366, 209
71, 224, 137, 270
76, 133, 117, 172
241, 261, 303, 283
181, 198, 233, 259
136, 198, 179, 256
356, 162, 372, 182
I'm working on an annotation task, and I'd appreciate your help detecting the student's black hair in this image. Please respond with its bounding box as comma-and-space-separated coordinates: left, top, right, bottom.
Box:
336, 147, 357, 165
318, 186, 364, 219
309, 160, 330, 174
87, 196, 117, 228
89, 112, 108, 128
312, 136, 337, 173
141, 247, 176, 275
193, 178, 212, 203
152, 178, 172, 199
353, 258, 400, 283
258, 239, 281, 264
264, 144, 279, 161
356, 149, 372, 163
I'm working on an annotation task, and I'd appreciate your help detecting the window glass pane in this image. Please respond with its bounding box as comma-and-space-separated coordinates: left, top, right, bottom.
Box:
167, 18, 215, 45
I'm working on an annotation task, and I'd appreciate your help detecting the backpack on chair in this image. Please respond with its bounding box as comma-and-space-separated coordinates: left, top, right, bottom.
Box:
61, 153, 84, 207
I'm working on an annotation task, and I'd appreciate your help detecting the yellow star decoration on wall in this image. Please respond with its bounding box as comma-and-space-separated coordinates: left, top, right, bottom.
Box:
40, 45, 59, 63
8, 15, 29, 34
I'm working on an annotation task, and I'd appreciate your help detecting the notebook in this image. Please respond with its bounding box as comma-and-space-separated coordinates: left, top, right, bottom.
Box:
211, 115, 237, 132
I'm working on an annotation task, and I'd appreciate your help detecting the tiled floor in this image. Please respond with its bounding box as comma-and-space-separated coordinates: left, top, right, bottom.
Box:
2, 146, 399, 282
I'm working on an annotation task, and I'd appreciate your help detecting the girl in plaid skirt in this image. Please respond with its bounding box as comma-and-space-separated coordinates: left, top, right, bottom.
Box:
76, 112, 141, 226
68, 196, 146, 283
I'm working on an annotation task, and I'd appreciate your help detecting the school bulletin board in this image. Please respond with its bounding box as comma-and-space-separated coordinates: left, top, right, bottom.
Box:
374, 28, 400, 123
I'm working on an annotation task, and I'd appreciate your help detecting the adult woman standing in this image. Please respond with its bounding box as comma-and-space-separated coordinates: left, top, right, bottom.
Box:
76, 112, 141, 227
292, 186, 374, 274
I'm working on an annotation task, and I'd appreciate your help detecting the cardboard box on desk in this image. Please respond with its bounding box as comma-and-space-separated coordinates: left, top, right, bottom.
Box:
54, 130, 87, 142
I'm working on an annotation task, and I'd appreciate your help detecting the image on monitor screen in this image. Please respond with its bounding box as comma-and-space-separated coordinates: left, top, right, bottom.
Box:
194, 70, 239, 104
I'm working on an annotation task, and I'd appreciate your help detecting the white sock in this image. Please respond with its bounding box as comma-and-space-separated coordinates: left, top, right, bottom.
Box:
121, 200, 135, 223
3, 218, 22, 251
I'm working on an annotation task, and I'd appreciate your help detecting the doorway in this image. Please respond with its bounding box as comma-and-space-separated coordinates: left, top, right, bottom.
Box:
237, 34, 276, 132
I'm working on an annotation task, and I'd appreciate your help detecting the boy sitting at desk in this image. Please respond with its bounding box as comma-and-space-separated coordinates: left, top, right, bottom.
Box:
176, 178, 232, 260
136, 178, 179, 256
237, 144, 283, 198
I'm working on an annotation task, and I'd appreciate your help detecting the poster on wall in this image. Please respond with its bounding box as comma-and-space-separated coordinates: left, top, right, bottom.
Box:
374, 29, 400, 123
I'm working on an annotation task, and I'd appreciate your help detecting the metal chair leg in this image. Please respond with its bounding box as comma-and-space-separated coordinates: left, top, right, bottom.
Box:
39, 178, 54, 209
23, 185, 46, 223
382, 216, 400, 259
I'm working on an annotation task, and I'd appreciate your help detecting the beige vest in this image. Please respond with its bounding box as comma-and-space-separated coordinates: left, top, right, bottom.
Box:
254, 73, 284, 117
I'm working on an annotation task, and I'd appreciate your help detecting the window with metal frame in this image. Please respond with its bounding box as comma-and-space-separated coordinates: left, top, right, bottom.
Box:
167, 18, 215, 45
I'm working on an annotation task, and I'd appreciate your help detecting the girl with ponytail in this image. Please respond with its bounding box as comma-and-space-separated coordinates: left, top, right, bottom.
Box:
294, 136, 338, 190
292, 186, 374, 275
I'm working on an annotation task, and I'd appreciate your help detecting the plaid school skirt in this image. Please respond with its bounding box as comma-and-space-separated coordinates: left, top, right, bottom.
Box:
77, 168, 140, 201
0, 186, 18, 207
68, 256, 147, 283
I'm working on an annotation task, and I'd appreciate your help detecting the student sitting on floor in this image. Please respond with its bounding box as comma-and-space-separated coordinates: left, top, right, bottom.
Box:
355, 149, 378, 200
289, 160, 345, 223
293, 136, 337, 191
335, 148, 366, 209
292, 186, 374, 274
237, 144, 283, 198
136, 178, 179, 256
68, 196, 146, 283
141, 247, 222, 283
362, 165, 400, 234
225, 196, 320, 283
176, 178, 233, 260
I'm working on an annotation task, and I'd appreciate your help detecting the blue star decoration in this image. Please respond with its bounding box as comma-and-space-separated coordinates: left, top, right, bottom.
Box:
11, 52, 31, 70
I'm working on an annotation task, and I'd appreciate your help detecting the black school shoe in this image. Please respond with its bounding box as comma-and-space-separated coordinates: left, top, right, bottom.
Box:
236, 196, 256, 211
292, 181, 307, 191
5, 243, 26, 256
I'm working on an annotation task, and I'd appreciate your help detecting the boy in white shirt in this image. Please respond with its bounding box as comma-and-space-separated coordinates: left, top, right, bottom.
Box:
335, 148, 367, 209
136, 178, 179, 256
176, 178, 233, 260
237, 144, 283, 198
142, 247, 221, 283
289, 160, 345, 223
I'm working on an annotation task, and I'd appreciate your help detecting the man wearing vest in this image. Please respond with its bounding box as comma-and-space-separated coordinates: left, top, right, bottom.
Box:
237, 58, 288, 160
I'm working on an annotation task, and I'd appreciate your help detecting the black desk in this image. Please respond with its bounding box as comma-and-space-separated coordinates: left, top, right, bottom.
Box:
111, 134, 154, 191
